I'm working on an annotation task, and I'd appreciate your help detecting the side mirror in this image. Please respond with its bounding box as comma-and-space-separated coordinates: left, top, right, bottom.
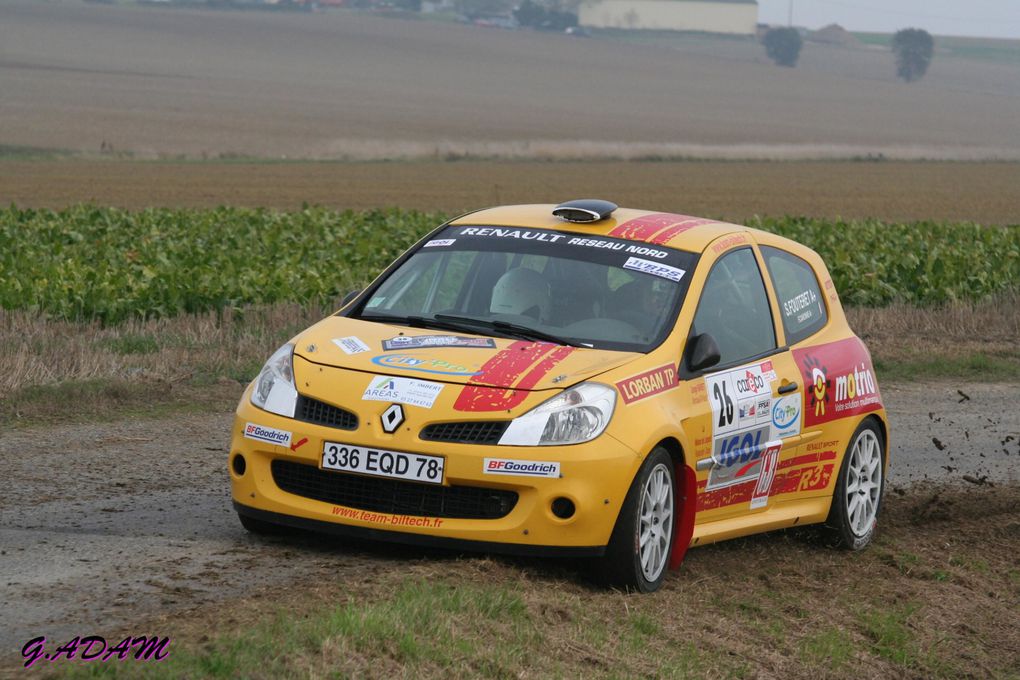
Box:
340, 289, 360, 307
686, 332, 721, 373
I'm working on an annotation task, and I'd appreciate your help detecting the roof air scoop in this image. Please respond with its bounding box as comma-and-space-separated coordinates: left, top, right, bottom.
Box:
552, 199, 618, 223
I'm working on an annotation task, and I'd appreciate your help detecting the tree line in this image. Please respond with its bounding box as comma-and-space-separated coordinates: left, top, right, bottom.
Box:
763, 26, 935, 82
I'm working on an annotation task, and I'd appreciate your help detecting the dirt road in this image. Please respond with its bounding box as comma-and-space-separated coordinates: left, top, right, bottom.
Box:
1, 381, 1017, 660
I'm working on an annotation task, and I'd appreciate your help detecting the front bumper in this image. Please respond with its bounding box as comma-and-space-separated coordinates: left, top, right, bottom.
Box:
229, 386, 642, 552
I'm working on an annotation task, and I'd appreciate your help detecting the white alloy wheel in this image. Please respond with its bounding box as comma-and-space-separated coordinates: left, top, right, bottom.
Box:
845, 429, 882, 537
639, 463, 674, 582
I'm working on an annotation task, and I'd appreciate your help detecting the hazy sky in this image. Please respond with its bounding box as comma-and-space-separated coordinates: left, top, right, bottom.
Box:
758, 0, 1020, 39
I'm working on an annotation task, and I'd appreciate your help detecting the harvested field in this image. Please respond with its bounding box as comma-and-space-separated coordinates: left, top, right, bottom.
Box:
2, 1, 1020, 160
3, 160, 1020, 224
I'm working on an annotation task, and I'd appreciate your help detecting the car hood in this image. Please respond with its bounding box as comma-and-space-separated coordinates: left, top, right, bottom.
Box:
292, 316, 639, 391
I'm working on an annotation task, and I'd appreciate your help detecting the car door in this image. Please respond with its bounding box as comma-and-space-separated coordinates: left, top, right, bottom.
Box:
758, 243, 843, 499
680, 243, 806, 523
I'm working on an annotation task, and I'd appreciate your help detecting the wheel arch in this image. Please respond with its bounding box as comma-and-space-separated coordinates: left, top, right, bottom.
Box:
861, 413, 890, 469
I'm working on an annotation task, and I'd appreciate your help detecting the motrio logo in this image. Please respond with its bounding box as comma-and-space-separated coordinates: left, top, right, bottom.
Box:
793, 338, 882, 427
834, 363, 878, 403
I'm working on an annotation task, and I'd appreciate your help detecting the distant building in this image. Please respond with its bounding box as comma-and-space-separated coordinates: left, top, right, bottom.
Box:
578, 0, 757, 35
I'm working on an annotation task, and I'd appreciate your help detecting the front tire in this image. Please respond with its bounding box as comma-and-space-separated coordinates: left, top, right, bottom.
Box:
599, 447, 676, 593
826, 419, 885, 550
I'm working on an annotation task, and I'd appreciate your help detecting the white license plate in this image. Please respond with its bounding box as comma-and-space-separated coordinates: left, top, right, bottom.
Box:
321, 442, 445, 485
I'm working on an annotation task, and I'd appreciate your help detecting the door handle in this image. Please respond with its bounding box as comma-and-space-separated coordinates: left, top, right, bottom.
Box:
777, 381, 798, 395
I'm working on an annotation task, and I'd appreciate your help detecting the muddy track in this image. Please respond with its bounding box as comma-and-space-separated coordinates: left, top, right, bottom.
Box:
0, 381, 1017, 661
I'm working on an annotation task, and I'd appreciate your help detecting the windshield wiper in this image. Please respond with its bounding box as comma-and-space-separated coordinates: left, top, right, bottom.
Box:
357, 312, 517, 338
434, 314, 583, 347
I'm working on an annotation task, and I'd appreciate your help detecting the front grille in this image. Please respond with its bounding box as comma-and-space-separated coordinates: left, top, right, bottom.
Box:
420, 421, 510, 445
271, 460, 518, 520
295, 395, 358, 431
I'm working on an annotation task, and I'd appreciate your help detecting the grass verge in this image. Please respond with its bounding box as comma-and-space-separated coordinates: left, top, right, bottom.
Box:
2, 296, 1017, 426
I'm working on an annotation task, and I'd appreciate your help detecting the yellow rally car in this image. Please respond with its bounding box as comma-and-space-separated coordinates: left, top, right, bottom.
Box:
230, 200, 888, 592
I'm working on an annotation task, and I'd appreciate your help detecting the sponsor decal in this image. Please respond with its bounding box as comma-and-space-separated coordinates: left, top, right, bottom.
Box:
332, 336, 370, 355
608, 213, 714, 245
782, 289, 818, 320
771, 395, 802, 438
793, 338, 881, 427
483, 458, 561, 478
737, 398, 757, 426
362, 376, 444, 409
697, 449, 837, 512
738, 396, 770, 427
622, 256, 685, 282
381, 335, 496, 351
456, 226, 683, 261
331, 505, 444, 528
735, 368, 767, 397
616, 363, 679, 404
750, 442, 781, 509
243, 422, 292, 447
371, 354, 480, 377
824, 280, 838, 302
423, 238, 456, 248
290, 437, 309, 452
456, 227, 567, 243
705, 362, 774, 437
711, 234, 749, 254
454, 341, 576, 412
707, 426, 773, 490
705, 361, 781, 490
690, 381, 707, 404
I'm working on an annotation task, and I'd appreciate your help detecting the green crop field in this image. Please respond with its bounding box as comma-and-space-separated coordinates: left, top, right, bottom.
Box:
2, 206, 1017, 323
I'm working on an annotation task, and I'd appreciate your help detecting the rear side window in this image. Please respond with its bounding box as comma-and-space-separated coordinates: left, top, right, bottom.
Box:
761, 246, 827, 345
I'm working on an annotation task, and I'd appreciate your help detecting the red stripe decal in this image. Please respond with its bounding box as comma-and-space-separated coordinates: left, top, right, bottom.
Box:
609, 213, 715, 245
453, 342, 575, 412
695, 463, 834, 512
608, 213, 678, 241
648, 219, 715, 245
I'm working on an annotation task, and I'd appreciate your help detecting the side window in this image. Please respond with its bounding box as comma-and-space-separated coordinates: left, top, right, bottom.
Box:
761, 246, 828, 345
692, 248, 777, 366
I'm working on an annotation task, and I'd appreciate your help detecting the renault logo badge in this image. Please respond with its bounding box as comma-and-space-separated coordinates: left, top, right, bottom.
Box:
381, 404, 404, 433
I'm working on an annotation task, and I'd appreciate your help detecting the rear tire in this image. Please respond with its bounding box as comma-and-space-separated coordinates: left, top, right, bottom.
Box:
825, 419, 885, 550
598, 447, 675, 593
238, 512, 290, 536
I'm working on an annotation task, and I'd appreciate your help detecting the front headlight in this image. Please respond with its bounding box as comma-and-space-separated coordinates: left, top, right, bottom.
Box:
250, 343, 298, 418
498, 382, 616, 446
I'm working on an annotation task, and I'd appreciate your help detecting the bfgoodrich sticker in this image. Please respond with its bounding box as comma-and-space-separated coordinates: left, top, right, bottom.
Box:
483, 458, 561, 478
243, 422, 292, 447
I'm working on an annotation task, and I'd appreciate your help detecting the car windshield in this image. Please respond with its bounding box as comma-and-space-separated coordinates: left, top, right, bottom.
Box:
350, 225, 699, 352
